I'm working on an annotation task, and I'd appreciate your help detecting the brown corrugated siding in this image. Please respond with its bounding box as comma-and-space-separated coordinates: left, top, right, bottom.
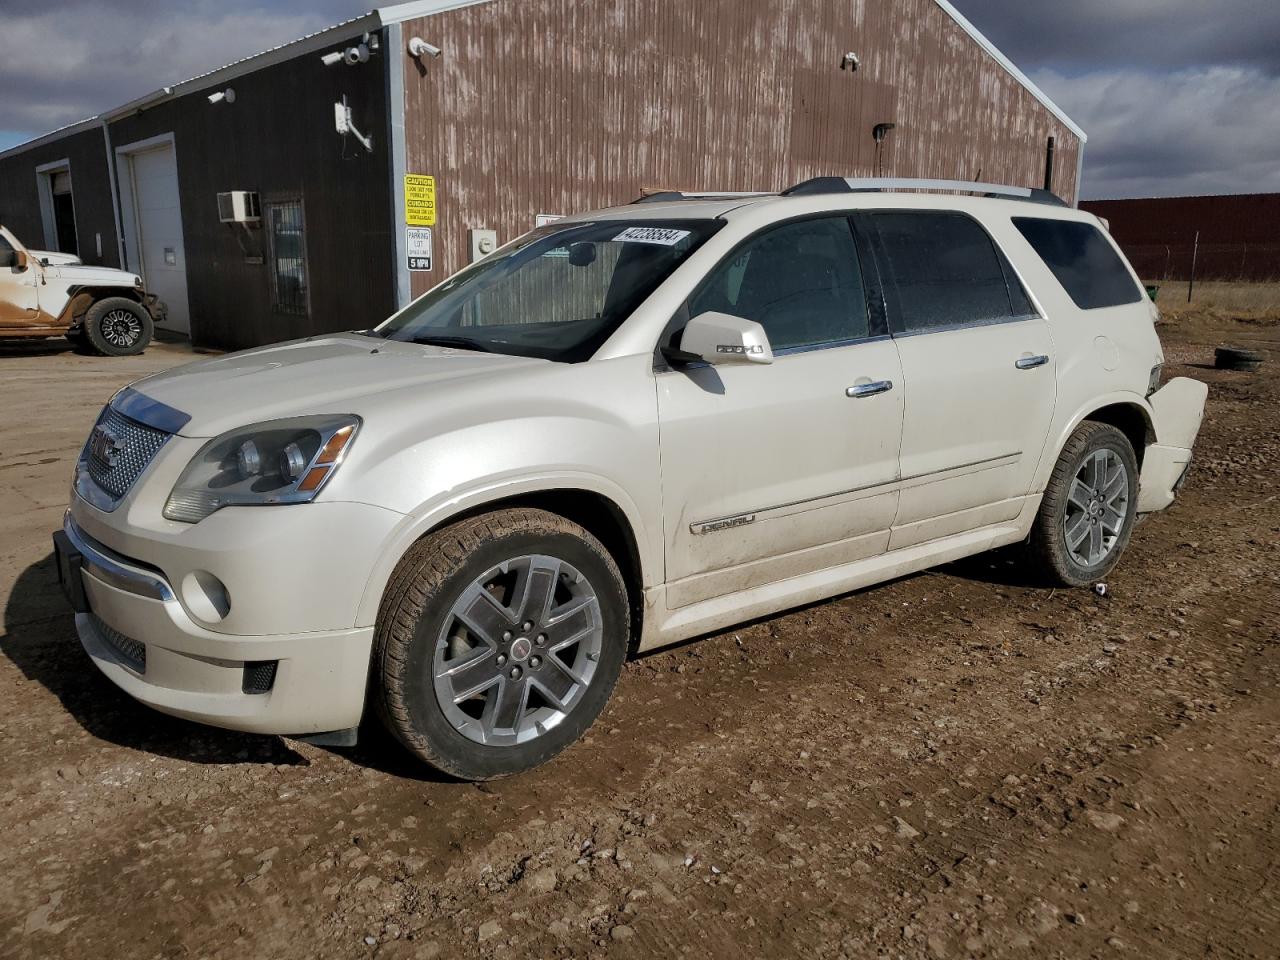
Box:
401, 0, 1081, 294
0, 126, 122, 267
1083, 195, 1280, 282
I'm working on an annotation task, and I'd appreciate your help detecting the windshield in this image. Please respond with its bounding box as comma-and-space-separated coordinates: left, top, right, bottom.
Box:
375, 219, 722, 362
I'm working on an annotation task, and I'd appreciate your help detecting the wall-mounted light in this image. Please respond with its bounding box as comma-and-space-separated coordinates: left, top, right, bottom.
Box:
207, 88, 236, 105
842, 52, 860, 71
408, 36, 443, 59
872, 122, 896, 142
334, 96, 373, 152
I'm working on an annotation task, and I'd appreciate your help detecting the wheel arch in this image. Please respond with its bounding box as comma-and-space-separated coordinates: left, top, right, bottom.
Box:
357, 480, 653, 641
61, 287, 145, 327
1081, 401, 1154, 468
1035, 392, 1155, 493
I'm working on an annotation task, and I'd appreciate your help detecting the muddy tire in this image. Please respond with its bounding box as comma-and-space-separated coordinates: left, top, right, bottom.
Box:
83, 297, 152, 356
372, 508, 629, 780
1028, 421, 1139, 587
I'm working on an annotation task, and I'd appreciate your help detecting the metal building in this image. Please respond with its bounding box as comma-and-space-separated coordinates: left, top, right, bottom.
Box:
1082, 194, 1280, 283
0, 0, 1085, 351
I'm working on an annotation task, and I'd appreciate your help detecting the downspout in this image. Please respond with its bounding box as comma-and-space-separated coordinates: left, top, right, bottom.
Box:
384, 21, 411, 310
100, 119, 125, 267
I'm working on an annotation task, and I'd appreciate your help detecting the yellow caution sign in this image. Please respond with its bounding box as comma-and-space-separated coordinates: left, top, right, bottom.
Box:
404, 174, 436, 226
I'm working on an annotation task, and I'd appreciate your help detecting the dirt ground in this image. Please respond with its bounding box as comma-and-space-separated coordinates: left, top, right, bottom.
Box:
1, 316, 1277, 960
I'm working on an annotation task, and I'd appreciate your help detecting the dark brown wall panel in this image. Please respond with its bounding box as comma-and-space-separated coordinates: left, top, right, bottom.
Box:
1083, 194, 1280, 282
107, 34, 397, 351
0, 126, 121, 267
400, 0, 1082, 295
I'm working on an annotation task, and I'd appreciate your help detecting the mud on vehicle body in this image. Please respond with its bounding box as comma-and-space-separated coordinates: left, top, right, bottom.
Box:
55, 178, 1208, 779
1, 225, 164, 355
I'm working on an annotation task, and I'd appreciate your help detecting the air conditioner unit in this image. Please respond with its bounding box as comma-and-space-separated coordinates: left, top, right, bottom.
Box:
217, 191, 261, 223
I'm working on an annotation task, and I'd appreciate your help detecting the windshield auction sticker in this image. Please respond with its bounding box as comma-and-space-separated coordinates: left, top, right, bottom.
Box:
612, 226, 691, 246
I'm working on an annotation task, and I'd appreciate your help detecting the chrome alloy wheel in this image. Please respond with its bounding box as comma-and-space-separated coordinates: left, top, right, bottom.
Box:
1064, 448, 1129, 568
101, 308, 143, 348
432, 554, 603, 747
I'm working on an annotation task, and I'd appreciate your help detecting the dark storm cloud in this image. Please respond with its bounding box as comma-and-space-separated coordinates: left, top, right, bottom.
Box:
956, 0, 1280, 198
957, 0, 1280, 74
0, 0, 370, 141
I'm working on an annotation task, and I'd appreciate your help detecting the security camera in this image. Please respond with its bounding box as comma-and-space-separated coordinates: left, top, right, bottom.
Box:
343, 43, 370, 66
320, 50, 344, 67
408, 37, 442, 59
207, 88, 236, 104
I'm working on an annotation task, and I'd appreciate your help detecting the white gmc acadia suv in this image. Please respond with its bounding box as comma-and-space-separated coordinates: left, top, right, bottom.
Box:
54, 178, 1208, 779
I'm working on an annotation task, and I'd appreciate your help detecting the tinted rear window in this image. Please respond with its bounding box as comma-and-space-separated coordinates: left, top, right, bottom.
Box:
871, 212, 1031, 333
1013, 217, 1142, 310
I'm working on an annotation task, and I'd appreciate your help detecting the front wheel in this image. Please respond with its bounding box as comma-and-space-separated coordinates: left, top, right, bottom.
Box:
373, 508, 629, 780
84, 297, 153, 356
1028, 421, 1139, 587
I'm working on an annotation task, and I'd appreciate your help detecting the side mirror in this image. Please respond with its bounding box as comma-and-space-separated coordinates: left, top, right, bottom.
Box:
13, 250, 28, 271
675, 311, 773, 365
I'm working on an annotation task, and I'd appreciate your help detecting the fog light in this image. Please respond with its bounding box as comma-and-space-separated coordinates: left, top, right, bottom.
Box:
181, 570, 231, 623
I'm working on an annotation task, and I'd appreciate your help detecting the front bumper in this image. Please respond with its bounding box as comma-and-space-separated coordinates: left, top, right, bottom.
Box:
64, 513, 375, 734
142, 293, 167, 322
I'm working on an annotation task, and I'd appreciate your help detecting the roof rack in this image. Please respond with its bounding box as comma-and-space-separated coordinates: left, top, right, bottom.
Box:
632, 190, 775, 204
781, 176, 1066, 206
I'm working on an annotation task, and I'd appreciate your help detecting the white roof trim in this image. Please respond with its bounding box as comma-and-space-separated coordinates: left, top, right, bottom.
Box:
932, 0, 1086, 142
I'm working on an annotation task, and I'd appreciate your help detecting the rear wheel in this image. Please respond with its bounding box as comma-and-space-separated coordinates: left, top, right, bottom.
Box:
1028, 421, 1139, 587
373, 508, 629, 780
84, 297, 152, 356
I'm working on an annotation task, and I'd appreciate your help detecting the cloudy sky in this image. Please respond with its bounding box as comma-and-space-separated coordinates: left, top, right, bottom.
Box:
2, 0, 1276, 199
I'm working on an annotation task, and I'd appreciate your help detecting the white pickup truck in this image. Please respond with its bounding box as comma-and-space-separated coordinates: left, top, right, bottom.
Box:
55, 178, 1206, 779
1, 224, 163, 354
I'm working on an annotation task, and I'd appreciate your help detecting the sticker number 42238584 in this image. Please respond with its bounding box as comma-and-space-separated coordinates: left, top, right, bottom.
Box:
612, 226, 691, 246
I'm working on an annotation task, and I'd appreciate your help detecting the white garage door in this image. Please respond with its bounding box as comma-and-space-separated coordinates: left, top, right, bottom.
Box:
123, 143, 190, 335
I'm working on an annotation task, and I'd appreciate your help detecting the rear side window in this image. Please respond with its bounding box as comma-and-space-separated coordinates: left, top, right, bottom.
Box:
1013, 217, 1142, 310
870, 212, 1031, 334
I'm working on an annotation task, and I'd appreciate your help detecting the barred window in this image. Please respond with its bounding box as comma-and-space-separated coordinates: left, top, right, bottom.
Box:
266, 199, 308, 315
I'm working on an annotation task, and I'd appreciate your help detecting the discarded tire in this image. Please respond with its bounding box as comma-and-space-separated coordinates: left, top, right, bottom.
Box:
1214, 346, 1263, 372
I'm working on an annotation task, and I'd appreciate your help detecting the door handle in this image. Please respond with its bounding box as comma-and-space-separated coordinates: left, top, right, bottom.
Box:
846, 380, 894, 398
1015, 354, 1050, 370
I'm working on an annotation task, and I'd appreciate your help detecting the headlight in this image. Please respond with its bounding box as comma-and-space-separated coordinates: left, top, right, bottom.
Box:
164, 415, 360, 523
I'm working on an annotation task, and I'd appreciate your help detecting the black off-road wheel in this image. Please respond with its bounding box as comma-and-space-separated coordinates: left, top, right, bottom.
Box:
1028, 421, 1139, 587
84, 297, 153, 356
372, 508, 629, 780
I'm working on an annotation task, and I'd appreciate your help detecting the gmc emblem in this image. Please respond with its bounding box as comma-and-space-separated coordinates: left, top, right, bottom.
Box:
89, 424, 124, 468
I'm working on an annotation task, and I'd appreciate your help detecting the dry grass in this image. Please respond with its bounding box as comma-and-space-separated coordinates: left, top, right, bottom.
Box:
1146, 280, 1280, 321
